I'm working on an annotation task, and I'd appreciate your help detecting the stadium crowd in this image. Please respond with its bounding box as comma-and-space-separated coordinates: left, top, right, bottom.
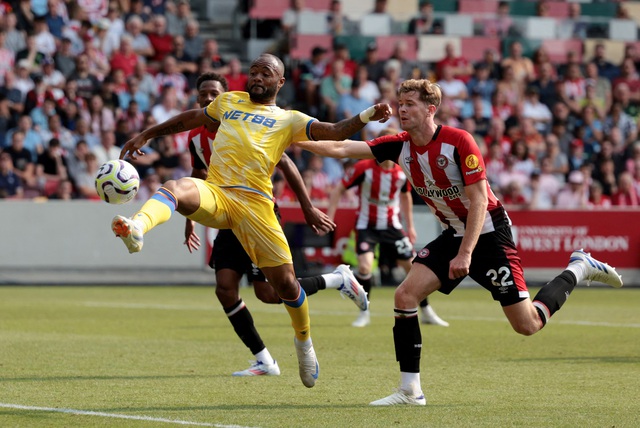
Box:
0, 0, 639, 211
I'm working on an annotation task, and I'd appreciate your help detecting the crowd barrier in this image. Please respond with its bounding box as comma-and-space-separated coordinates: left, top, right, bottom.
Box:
1, 201, 638, 285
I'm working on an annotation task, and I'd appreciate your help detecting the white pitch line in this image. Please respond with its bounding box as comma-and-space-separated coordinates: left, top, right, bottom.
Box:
0, 403, 258, 428
82, 302, 640, 328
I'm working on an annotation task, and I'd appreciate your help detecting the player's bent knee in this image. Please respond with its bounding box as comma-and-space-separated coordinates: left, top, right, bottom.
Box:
511, 321, 541, 336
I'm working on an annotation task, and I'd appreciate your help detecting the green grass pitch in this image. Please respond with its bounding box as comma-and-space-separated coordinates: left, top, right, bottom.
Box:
1, 285, 639, 427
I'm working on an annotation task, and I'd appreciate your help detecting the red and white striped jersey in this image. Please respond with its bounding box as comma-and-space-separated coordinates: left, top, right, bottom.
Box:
342, 159, 408, 230
187, 126, 217, 169
368, 125, 510, 236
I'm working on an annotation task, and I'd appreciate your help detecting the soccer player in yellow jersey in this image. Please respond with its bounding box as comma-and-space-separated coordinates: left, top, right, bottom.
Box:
112, 53, 392, 388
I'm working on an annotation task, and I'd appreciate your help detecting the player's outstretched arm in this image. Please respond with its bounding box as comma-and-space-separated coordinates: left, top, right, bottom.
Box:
310, 103, 392, 141
277, 153, 336, 235
120, 109, 210, 160
294, 139, 375, 160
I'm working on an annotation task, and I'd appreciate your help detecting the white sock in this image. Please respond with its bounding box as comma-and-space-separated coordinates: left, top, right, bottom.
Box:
322, 272, 343, 289
400, 372, 422, 396
255, 348, 275, 365
566, 262, 587, 284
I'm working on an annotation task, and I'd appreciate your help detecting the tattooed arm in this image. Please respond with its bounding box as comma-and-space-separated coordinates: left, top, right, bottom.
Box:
119, 109, 212, 159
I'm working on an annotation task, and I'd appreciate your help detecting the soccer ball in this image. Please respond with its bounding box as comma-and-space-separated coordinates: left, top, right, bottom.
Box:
95, 160, 140, 204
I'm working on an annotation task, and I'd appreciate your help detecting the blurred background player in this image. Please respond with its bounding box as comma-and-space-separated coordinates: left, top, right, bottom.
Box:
327, 143, 448, 327
183, 72, 368, 376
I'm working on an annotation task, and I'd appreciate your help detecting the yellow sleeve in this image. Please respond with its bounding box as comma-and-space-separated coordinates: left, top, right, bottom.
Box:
290, 110, 317, 143
204, 94, 223, 122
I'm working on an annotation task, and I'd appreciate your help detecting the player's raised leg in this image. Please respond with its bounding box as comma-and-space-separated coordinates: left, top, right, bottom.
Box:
112, 178, 201, 253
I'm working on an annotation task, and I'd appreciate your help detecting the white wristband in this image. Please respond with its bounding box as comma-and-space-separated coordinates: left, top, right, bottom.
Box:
359, 106, 376, 123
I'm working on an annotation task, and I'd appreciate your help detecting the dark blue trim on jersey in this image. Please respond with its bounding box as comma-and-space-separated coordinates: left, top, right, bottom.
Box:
203, 107, 219, 123
306, 119, 316, 140
220, 185, 274, 201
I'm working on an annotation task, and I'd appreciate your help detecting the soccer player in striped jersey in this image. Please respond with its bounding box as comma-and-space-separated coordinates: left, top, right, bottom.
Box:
328, 156, 448, 328
183, 72, 368, 377
295, 78, 623, 405
112, 53, 392, 388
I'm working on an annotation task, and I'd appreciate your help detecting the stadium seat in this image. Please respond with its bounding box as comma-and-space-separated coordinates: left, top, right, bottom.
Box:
333, 35, 375, 61
341, 0, 374, 21
461, 37, 501, 63
521, 17, 557, 40
417, 35, 461, 63
541, 39, 583, 64
501, 36, 542, 59
386, 0, 419, 21
508, 1, 537, 17
375, 35, 418, 61
458, 0, 498, 15
608, 19, 638, 42
296, 10, 329, 34
624, 2, 640, 27
430, 0, 458, 13
289, 34, 333, 60
545, 1, 569, 19
583, 39, 627, 65
360, 13, 392, 36
444, 14, 474, 37
249, 0, 289, 19
581, 2, 618, 18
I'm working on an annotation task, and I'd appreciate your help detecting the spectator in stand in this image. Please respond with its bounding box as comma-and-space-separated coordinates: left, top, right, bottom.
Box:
501, 180, 528, 209
4, 129, 36, 189
501, 40, 534, 85
40, 57, 65, 97
353, 64, 380, 105
171, 34, 197, 79
319, 58, 351, 122
72, 151, 100, 199
147, 14, 174, 67
529, 61, 558, 110
183, 19, 204, 61
531, 157, 563, 209
484, 141, 505, 186
587, 180, 611, 208
592, 139, 625, 183
483, 1, 512, 38
86, 93, 116, 136
522, 86, 552, 135
558, 63, 586, 116
154, 56, 188, 106
48, 177, 75, 199
567, 138, 586, 173
124, 15, 154, 59
0, 95, 15, 144
15, 0, 35, 33
408, 1, 435, 35
135, 167, 162, 201
327, 0, 352, 36
557, 1, 587, 40
119, 99, 145, 134
496, 65, 524, 110
584, 62, 612, 115
98, 75, 123, 116
32, 15, 56, 57
224, 57, 248, 92
4, 13, 27, 53
511, 137, 537, 178
133, 58, 159, 106
151, 84, 182, 124
120, 76, 151, 114
124, 0, 152, 28
466, 63, 496, 104
171, 150, 191, 180
153, 134, 180, 182
543, 133, 569, 179
613, 82, 640, 123
58, 99, 84, 131
590, 42, 619, 83
337, 80, 370, 140
67, 54, 99, 101
29, 96, 56, 131
0, 31, 16, 85
612, 58, 640, 102
556, 170, 587, 208
36, 137, 68, 196
460, 91, 491, 129
104, 2, 126, 39
53, 37, 75, 79
625, 141, 640, 173
84, 41, 111, 81
39, 113, 75, 152
72, 118, 99, 149
604, 102, 638, 149
388, 40, 418, 81
330, 43, 357, 79
91, 129, 120, 166
166, 0, 191, 36
298, 46, 328, 117
23, 74, 55, 116
2, 71, 25, 118
476, 48, 501, 82
361, 42, 385, 84
93, 18, 119, 60
198, 39, 229, 75
436, 42, 473, 84
611, 171, 639, 206
16, 34, 45, 71
0, 150, 23, 199
110, 35, 138, 76
5, 115, 42, 157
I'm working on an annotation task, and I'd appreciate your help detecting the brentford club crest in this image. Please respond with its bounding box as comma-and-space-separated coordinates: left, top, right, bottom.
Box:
417, 249, 430, 258
435, 155, 448, 169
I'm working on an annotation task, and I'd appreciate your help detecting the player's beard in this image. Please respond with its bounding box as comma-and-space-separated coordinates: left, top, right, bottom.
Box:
248, 84, 277, 103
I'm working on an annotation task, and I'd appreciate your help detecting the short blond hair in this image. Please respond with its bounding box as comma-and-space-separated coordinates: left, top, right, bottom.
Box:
398, 79, 442, 108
